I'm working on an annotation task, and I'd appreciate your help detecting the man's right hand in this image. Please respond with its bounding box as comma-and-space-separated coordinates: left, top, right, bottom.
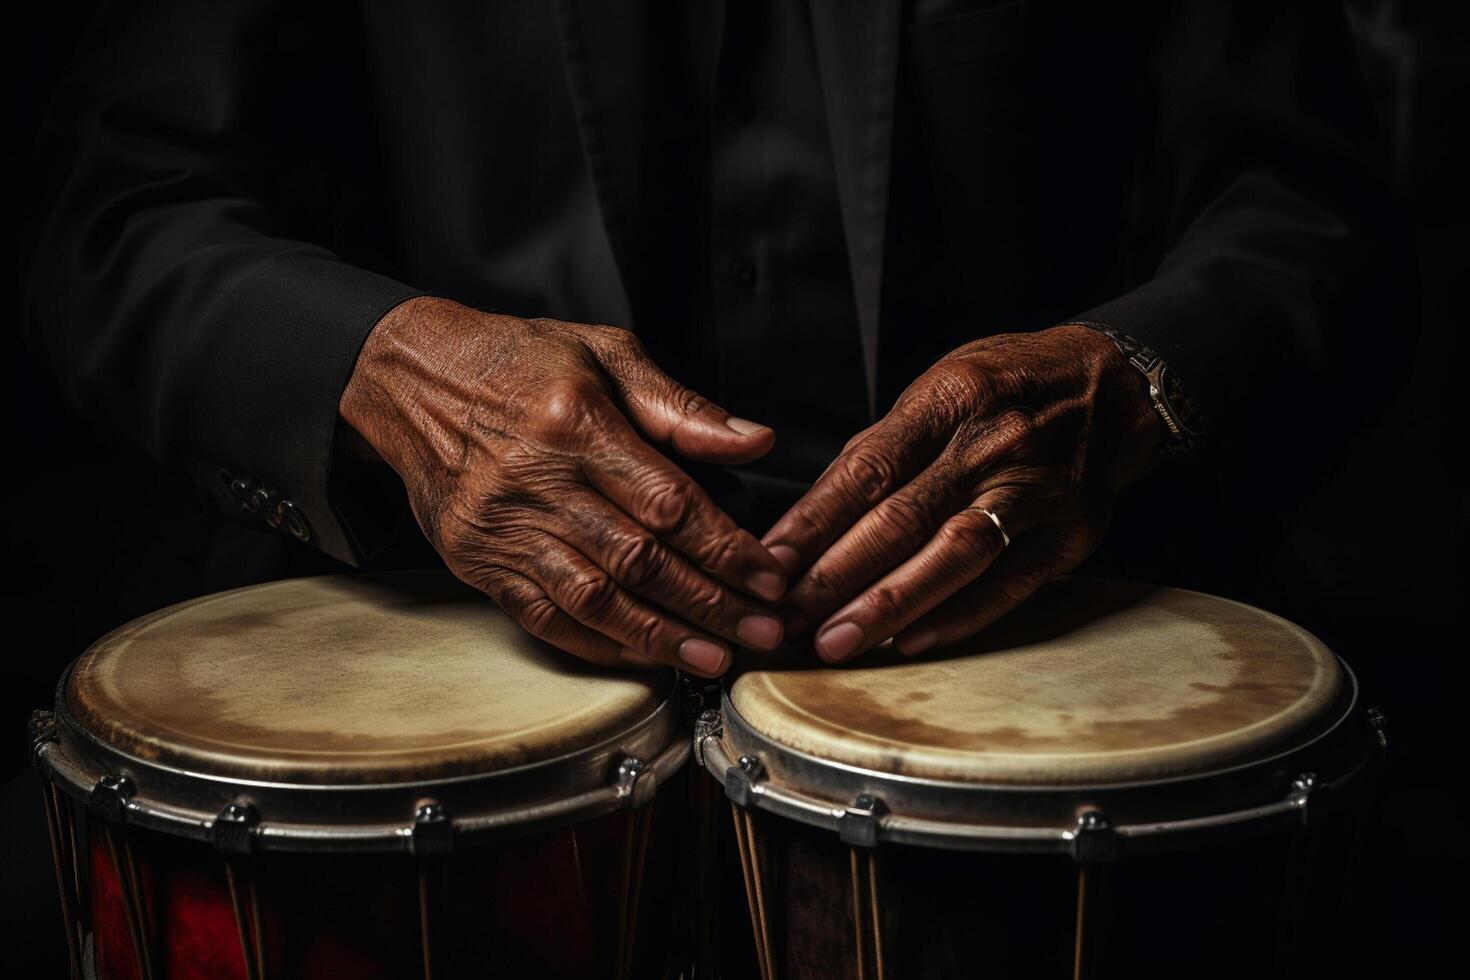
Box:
338, 297, 787, 677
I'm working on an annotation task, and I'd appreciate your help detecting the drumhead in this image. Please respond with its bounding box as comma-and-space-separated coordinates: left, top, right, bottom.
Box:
731, 579, 1341, 785
65, 573, 668, 784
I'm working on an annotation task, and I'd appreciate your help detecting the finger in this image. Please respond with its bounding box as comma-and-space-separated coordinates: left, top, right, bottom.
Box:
473, 568, 633, 669
779, 410, 1045, 634
760, 413, 944, 580
780, 460, 967, 634
891, 526, 1074, 656
812, 490, 1029, 663
582, 407, 788, 602
518, 532, 734, 678
592, 329, 775, 464
555, 487, 784, 650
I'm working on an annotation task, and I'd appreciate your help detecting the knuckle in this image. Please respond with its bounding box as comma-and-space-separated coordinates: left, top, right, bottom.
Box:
482, 575, 558, 637
639, 480, 694, 533
633, 614, 671, 653
674, 386, 710, 419
690, 583, 728, 620
527, 379, 602, 444
608, 532, 661, 588
694, 528, 744, 572
801, 562, 844, 604
999, 575, 1037, 607
864, 584, 906, 621
925, 362, 988, 415
562, 567, 618, 621
433, 499, 490, 564
840, 423, 880, 456
785, 506, 831, 548
871, 495, 930, 550
592, 325, 648, 363
938, 512, 996, 561
837, 447, 896, 506
517, 595, 561, 638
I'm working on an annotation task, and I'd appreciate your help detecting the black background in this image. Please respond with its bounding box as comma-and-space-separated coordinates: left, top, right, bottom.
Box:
4, 1, 1466, 974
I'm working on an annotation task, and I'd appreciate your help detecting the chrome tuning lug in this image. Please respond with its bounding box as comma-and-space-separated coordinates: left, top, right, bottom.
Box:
725, 754, 765, 808
28, 709, 57, 755
1287, 771, 1318, 824
839, 794, 889, 848
1068, 809, 1117, 863
615, 756, 657, 808
410, 801, 454, 857
212, 799, 259, 855
92, 773, 136, 824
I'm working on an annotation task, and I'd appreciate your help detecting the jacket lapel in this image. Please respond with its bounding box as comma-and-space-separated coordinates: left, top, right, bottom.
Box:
554, 0, 643, 326
808, 0, 905, 417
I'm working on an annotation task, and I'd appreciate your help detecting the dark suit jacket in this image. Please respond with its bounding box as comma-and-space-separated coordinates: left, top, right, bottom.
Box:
27, 0, 1397, 584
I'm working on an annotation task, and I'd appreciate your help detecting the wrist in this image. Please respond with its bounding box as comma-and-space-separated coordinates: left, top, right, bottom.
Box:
1061, 321, 1205, 457
338, 295, 467, 470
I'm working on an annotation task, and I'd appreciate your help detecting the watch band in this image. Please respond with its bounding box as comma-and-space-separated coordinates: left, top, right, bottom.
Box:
1066, 322, 1206, 455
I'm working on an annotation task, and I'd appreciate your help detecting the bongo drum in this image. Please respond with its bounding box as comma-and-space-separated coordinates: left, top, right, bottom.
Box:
696, 578, 1385, 980
30, 572, 691, 980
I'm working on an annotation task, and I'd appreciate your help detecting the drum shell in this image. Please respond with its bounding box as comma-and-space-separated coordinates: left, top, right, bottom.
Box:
63, 775, 686, 980
710, 790, 1375, 980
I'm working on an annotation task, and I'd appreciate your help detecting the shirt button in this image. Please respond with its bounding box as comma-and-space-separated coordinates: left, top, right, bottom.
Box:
730, 257, 757, 290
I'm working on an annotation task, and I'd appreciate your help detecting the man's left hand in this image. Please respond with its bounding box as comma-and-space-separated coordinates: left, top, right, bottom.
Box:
762, 324, 1164, 662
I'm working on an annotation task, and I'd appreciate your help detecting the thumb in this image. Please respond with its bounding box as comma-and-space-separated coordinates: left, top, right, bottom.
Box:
600, 339, 774, 464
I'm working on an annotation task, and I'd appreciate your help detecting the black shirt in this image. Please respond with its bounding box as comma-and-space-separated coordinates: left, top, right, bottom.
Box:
639, 0, 869, 505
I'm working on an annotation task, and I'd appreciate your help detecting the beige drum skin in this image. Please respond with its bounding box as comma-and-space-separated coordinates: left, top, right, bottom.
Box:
66, 572, 668, 783
731, 577, 1342, 785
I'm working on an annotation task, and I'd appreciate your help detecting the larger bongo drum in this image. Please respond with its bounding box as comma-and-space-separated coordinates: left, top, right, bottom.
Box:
697, 579, 1384, 980
30, 572, 690, 980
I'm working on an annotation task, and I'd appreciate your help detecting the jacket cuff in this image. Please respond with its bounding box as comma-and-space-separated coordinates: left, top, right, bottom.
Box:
191, 253, 422, 565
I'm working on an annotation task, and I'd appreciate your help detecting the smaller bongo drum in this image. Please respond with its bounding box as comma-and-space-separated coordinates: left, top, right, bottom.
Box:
30, 572, 690, 980
697, 578, 1385, 980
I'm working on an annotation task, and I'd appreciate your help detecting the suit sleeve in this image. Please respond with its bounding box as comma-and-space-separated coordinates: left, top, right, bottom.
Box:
25, 0, 421, 564
1074, 1, 1402, 431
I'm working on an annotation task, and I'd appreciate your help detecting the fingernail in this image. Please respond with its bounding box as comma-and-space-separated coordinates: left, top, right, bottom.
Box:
678, 638, 728, 675
736, 615, 783, 650
767, 544, 801, 576
725, 416, 770, 436
619, 647, 660, 667
745, 569, 786, 602
898, 630, 938, 656
816, 621, 864, 662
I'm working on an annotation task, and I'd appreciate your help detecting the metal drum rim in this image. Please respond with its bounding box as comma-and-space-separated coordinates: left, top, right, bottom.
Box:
36, 660, 691, 853
700, 657, 1382, 856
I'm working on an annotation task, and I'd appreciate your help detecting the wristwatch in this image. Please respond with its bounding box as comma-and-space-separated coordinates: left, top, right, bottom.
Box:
1068, 322, 1206, 456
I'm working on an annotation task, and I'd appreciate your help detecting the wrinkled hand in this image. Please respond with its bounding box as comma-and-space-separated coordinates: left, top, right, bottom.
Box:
339, 297, 788, 677
763, 324, 1163, 662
